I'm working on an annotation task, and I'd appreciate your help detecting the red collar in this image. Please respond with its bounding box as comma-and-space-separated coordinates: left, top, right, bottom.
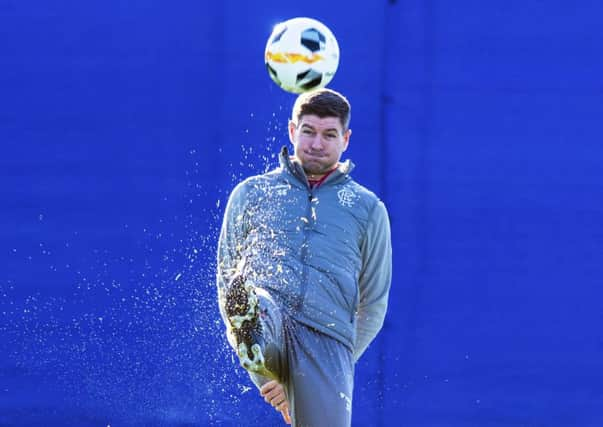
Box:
308, 167, 337, 189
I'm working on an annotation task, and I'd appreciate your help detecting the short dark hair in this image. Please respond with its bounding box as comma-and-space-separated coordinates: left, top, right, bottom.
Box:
291, 88, 351, 130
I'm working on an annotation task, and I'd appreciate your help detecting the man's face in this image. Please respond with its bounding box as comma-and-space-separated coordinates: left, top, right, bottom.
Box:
288, 114, 351, 177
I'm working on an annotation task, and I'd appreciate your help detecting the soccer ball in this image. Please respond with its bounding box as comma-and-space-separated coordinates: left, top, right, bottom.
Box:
265, 17, 340, 94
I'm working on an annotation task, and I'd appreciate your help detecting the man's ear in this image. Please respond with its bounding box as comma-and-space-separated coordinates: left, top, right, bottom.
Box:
342, 128, 352, 151
288, 120, 297, 144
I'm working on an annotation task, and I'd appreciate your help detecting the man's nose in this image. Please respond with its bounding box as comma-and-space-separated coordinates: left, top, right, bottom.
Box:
310, 134, 324, 149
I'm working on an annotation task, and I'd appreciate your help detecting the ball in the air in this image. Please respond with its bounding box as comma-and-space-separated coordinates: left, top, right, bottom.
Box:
265, 17, 340, 94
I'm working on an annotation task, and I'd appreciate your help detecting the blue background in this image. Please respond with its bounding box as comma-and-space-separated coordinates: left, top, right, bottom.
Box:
2, 1, 602, 426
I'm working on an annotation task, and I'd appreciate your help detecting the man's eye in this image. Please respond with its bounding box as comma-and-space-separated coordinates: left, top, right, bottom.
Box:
302, 129, 314, 135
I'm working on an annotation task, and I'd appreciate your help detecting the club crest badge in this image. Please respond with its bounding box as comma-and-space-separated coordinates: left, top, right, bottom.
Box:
337, 187, 357, 208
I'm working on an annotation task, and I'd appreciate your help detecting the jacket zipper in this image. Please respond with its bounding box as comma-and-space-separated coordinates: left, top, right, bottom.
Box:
297, 189, 315, 311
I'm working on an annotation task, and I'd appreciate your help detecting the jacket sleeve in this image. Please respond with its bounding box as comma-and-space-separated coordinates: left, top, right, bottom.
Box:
354, 200, 393, 361
216, 182, 249, 326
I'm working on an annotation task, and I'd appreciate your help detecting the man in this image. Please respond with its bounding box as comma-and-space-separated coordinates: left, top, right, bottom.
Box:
216, 88, 392, 426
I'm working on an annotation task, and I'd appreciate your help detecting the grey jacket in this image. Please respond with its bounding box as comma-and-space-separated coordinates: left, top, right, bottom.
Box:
217, 147, 392, 361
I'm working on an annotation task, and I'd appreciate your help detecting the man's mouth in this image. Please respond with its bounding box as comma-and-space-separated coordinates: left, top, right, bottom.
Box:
305, 152, 325, 158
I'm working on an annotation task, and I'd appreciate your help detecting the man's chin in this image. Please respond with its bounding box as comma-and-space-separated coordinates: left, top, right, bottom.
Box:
302, 163, 329, 176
